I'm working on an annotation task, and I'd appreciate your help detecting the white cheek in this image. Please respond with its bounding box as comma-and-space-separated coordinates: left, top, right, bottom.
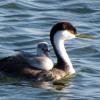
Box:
55, 30, 75, 41
62, 30, 75, 40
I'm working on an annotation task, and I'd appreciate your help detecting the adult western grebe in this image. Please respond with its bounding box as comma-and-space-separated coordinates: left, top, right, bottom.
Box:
0, 22, 78, 81
37, 22, 77, 81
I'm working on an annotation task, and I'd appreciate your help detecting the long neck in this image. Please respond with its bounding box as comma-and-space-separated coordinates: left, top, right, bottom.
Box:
51, 32, 75, 73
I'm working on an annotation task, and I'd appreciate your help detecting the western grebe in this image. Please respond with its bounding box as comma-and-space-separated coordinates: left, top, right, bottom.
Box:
0, 22, 78, 81
21, 42, 54, 71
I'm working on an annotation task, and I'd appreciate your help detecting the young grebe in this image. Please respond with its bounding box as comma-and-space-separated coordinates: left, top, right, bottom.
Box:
21, 42, 53, 71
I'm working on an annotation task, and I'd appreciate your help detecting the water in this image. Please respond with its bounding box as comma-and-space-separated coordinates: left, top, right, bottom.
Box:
0, 0, 100, 99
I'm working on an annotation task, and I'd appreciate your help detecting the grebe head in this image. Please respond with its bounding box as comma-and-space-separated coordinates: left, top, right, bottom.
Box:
37, 42, 49, 56
50, 22, 77, 41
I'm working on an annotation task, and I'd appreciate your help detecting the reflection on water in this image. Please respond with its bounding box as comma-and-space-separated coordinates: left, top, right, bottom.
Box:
0, 0, 100, 100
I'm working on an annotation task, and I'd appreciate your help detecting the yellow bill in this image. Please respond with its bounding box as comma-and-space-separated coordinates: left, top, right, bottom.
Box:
76, 34, 96, 39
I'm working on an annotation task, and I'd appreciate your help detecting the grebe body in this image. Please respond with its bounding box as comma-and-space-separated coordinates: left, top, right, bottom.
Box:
0, 22, 78, 81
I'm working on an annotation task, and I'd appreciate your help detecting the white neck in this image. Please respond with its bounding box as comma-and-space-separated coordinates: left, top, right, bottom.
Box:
53, 31, 75, 74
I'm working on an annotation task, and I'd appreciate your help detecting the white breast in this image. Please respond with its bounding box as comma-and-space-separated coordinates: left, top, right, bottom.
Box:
28, 56, 54, 71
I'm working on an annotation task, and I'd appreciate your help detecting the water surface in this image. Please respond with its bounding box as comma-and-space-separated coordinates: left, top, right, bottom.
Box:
0, 0, 100, 100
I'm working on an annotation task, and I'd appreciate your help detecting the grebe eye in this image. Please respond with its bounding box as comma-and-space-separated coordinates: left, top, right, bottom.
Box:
42, 48, 44, 51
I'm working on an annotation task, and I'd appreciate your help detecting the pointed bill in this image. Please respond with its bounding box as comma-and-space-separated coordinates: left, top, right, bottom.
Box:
76, 34, 96, 39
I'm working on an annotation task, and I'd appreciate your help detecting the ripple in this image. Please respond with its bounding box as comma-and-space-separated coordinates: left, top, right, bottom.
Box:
0, 0, 100, 99
0, 1, 33, 10
71, 45, 98, 58
60, 3, 97, 14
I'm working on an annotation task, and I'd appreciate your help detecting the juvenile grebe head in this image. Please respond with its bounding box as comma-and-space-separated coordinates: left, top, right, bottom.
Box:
37, 42, 49, 56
